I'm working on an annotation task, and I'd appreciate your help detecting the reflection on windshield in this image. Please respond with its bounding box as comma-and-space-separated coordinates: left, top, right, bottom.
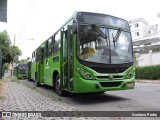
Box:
78, 25, 133, 64
18, 64, 27, 69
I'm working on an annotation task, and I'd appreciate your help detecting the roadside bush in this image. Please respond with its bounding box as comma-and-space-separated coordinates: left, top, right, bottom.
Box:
136, 65, 160, 80
3, 63, 9, 71
0, 79, 4, 92
11, 76, 20, 83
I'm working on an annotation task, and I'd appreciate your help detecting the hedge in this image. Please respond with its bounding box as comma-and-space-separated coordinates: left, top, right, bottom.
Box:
136, 65, 160, 80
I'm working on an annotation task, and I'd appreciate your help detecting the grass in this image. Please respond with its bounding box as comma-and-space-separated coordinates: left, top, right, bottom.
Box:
0, 95, 5, 100
0, 79, 5, 100
11, 76, 20, 83
0, 79, 4, 91
22, 82, 63, 102
9, 77, 61, 101
0, 80, 3, 88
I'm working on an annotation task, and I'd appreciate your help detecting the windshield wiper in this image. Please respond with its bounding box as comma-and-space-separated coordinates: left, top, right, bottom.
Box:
91, 24, 108, 46
113, 28, 122, 42
112, 28, 122, 49
91, 24, 107, 39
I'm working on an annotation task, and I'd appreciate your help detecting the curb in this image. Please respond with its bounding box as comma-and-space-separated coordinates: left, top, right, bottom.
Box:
136, 80, 160, 84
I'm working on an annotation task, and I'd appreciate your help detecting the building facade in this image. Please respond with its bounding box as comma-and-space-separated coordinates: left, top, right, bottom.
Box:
129, 18, 158, 41
129, 17, 160, 67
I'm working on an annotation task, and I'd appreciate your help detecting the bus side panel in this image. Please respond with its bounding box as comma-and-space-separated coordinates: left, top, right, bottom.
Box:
31, 62, 36, 81
43, 54, 60, 86
27, 62, 31, 79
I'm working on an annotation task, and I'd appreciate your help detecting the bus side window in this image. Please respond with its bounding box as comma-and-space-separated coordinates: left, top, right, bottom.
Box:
63, 30, 68, 58
51, 36, 54, 55
41, 48, 44, 64
52, 36, 55, 55
48, 38, 52, 56
32, 53, 33, 62
45, 41, 49, 57
36, 49, 40, 62
53, 31, 60, 54
33, 51, 35, 62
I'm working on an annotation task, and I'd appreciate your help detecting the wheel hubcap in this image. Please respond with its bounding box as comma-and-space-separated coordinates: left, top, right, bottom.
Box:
56, 78, 61, 91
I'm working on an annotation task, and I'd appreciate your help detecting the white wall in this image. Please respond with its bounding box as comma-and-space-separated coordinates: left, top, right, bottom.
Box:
141, 21, 149, 37
138, 52, 160, 66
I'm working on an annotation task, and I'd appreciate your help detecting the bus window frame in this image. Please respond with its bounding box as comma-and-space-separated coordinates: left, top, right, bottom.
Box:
48, 38, 53, 56
53, 31, 61, 54
45, 41, 49, 58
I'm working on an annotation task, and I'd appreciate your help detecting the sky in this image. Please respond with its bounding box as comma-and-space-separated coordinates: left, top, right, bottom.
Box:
0, 0, 160, 60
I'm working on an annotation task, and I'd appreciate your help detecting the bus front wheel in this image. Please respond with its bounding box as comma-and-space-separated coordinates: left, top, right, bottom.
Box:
55, 75, 65, 96
35, 80, 41, 87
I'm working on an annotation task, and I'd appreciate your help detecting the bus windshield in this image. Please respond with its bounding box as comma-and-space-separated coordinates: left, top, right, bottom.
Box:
78, 24, 133, 64
18, 64, 27, 69
76, 12, 130, 30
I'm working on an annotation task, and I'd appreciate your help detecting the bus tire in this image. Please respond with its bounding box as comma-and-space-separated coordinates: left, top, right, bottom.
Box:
35, 72, 40, 87
35, 80, 41, 87
55, 74, 65, 96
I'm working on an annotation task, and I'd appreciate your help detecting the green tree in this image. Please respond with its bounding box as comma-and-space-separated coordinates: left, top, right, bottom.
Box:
0, 31, 11, 63
0, 31, 22, 63
3, 63, 9, 71
9, 45, 22, 63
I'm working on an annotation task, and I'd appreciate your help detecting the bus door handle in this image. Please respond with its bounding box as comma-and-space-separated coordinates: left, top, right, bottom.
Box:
62, 60, 67, 67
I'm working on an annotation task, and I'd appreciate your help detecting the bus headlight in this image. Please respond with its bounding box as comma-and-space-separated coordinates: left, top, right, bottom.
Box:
85, 74, 92, 79
76, 67, 94, 80
81, 70, 86, 75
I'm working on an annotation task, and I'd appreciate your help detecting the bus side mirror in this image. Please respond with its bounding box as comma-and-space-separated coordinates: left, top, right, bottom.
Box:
72, 23, 77, 34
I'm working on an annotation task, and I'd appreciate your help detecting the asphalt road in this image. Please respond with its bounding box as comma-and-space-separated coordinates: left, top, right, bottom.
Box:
21, 79, 160, 112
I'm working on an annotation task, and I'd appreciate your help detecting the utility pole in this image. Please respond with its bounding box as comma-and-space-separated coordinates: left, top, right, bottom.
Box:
11, 34, 16, 76
14, 34, 16, 46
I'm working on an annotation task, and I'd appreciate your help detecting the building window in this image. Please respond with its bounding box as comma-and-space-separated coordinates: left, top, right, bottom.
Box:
149, 31, 151, 34
135, 32, 139, 36
135, 23, 139, 27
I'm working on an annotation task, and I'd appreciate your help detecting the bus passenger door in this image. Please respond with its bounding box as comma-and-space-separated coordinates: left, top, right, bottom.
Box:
61, 25, 74, 91
36, 48, 44, 84
39, 48, 44, 83
36, 49, 41, 83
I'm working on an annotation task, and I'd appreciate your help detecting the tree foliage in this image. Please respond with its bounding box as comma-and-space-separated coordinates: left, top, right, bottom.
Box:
3, 63, 9, 71
18, 57, 30, 64
0, 31, 21, 63
0, 31, 11, 63
10, 45, 22, 63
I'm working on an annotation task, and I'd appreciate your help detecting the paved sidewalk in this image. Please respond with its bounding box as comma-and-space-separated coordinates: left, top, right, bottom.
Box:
0, 76, 95, 120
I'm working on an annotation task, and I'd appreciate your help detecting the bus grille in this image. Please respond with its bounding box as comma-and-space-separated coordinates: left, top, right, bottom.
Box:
90, 67, 127, 73
96, 76, 123, 79
100, 82, 122, 87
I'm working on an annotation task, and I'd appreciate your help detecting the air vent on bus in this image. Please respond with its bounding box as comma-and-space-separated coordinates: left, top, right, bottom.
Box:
90, 67, 127, 73
100, 82, 122, 87
96, 76, 123, 79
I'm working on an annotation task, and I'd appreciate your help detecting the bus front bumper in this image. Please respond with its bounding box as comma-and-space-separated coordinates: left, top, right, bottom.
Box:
73, 76, 135, 93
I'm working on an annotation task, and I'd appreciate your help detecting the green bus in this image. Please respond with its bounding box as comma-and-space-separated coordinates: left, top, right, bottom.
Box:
27, 59, 32, 80
30, 11, 135, 96
13, 63, 28, 79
